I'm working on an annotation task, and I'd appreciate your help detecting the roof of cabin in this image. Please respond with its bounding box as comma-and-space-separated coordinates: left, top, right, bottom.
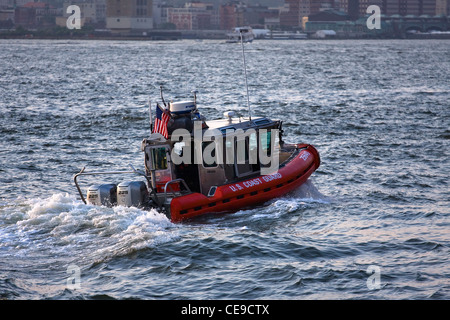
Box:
205, 117, 274, 131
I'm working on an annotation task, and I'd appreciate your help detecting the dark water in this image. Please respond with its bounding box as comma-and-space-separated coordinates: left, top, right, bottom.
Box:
0, 39, 449, 300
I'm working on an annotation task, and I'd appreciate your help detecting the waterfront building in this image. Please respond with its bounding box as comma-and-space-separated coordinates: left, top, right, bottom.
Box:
105, 0, 152, 33
219, 2, 244, 30
264, 16, 280, 29
308, 8, 350, 21
152, 0, 171, 27
14, 2, 61, 29
0, 0, 29, 9
279, 0, 359, 28
244, 4, 278, 27
384, 0, 438, 15
344, 0, 444, 17
54, 1, 106, 28
279, 0, 299, 27
302, 0, 450, 23
167, 2, 215, 30
435, 0, 449, 15
0, 7, 14, 28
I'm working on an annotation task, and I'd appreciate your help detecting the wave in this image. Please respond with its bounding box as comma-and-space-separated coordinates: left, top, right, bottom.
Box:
0, 193, 180, 265
209, 180, 332, 225
288, 179, 332, 204
1, 182, 329, 263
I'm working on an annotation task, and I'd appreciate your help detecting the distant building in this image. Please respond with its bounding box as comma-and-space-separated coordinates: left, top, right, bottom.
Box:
106, 0, 153, 33
0, 7, 14, 28
340, 0, 361, 19
14, 2, 60, 29
279, 0, 342, 29
343, 0, 445, 17
219, 2, 244, 30
308, 9, 350, 21
279, 0, 299, 27
68, 1, 100, 24
264, 16, 280, 29
152, 0, 171, 27
310, 0, 336, 14
244, 4, 278, 27
299, 0, 312, 24
0, 0, 29, 9
95, 0, 107, 24
167, 2, 215, 30
436, 0, 449, 15
284, 0, 450, 27
54, 0, 106, 28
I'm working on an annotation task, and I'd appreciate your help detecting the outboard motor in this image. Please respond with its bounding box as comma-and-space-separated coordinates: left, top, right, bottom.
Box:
117, 181, 149, 208
86, 184, 117, 207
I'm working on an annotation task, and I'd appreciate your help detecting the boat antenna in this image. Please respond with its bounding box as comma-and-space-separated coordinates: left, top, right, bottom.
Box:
160, 85, 167, 107
148, 96, 153, 133
191, 90, 198, 106
240, 29, 252, 121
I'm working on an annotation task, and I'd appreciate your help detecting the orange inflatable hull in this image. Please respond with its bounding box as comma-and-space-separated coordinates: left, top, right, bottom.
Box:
170, 144, 320, 222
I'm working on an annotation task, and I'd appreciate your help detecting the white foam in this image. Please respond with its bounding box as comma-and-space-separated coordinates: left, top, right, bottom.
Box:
3, 193, 179, 263
289, 180, 332, 204
90, 206, 180, 262
231, 180, 331, 222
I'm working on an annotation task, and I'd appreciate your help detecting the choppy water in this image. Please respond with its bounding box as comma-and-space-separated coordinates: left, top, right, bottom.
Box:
0, 39, 449, 300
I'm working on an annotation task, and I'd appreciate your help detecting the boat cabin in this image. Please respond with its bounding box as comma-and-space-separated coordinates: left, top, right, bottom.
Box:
141, 108, 283, 200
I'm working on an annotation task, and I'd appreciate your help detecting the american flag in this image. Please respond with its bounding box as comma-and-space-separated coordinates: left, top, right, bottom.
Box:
153, 103, 170, 139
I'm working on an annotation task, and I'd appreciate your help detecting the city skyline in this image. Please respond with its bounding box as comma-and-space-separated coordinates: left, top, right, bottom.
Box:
0, 0, 449, 38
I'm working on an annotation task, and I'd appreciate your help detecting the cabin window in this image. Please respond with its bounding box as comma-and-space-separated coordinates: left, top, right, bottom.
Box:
202, 141, 217, 168
260, 130, 272, 156
235, 131, 258, 164
234, 130, 259, 177
220, 126, 236, 134
249, 132, 258, 156
254, 118, 270, 125
151, 147, 168, 170
236, 138, 249, 164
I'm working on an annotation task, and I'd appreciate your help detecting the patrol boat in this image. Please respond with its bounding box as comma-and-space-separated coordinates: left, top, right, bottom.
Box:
73, 89, 320, 222
73, 34, 320, 222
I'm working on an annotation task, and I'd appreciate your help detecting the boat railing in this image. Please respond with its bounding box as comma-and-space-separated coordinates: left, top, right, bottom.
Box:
163, 179, 192, 204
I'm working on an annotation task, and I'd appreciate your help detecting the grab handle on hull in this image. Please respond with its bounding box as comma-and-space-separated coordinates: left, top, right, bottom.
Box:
163, 179, 192, 204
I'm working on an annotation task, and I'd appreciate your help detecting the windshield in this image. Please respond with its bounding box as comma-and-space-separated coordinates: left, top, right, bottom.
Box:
151, 147, 168, 170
